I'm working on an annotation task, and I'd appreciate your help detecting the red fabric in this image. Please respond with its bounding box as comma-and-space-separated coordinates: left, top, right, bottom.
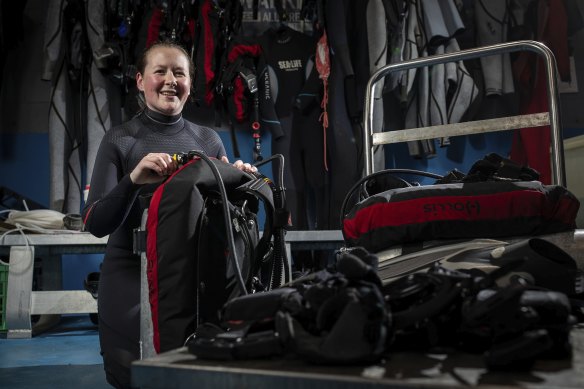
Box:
202, 0, 216, 105
510, 73, 552, 184
146, 182, 163, 353
83, 202, 95, 226
343, 190, 574, 240
233, 77, 246, 122
538, 0, 570, 81
146, 8, 164, 48
225, 43, 262, 122
510, 0, 569, 184
227, 44, 262, 63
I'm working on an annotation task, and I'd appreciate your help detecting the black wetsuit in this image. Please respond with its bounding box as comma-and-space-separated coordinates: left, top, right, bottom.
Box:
82, 108, 226, 389
257, 26, 328, 230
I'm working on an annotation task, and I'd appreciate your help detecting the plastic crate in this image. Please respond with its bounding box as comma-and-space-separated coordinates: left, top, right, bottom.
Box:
0, 263, 7, 332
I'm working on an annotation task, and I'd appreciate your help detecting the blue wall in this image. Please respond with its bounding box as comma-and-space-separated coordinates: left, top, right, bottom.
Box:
384, 131, 514, 183
0, 133, 102, 290
0, 133, 50, 207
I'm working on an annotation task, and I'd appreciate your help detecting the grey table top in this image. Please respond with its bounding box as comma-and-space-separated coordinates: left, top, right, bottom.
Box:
132, 325, 584, 389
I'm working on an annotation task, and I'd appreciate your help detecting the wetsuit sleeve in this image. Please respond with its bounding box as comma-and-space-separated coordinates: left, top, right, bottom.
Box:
82, 136, 142, 238
257, 56, 284, 139
294, 57, 321, 114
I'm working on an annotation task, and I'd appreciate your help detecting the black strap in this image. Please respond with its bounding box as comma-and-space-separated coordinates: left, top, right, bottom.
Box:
236, 174, 290, 288
228, 119, 241, 158
250, 154, 291, 287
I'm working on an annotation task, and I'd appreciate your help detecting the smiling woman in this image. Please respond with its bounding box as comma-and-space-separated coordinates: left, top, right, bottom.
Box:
80, 41, 255, 389
136, 44, 192, 116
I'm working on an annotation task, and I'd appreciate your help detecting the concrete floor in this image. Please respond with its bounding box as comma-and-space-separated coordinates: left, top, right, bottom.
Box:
0, 315, 111, 389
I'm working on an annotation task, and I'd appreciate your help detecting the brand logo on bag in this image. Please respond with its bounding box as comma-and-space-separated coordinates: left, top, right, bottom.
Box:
423, 200, 481, 216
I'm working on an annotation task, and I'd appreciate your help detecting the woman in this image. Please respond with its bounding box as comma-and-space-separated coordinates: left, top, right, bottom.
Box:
82, 41, 254, 388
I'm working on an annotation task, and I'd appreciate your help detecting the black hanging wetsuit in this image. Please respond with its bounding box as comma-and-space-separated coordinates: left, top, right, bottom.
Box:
82, 108, 226, 389
257, 26, 328, 231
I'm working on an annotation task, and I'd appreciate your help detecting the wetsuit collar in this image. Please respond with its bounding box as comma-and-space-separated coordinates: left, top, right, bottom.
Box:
144, 107, 183, 125
141, 107, 185, 135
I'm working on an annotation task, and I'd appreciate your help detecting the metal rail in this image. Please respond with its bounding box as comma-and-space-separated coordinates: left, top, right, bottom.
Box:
363, 40, 566, 186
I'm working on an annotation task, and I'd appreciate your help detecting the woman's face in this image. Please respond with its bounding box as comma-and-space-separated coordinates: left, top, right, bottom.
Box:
136, 47, 191, 116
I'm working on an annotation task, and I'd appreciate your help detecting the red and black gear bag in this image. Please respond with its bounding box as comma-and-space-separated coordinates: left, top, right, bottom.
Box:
343, 175, 579, 253
146, 156, 275, 353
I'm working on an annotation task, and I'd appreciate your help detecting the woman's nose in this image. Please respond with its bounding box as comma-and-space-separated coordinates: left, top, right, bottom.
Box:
165, 72, 177, 85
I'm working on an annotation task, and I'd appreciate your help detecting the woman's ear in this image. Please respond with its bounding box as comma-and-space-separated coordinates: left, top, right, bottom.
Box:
136, 72, 144, 91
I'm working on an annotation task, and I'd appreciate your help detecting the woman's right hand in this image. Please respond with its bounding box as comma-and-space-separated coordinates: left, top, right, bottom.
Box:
130, 153, 177, 184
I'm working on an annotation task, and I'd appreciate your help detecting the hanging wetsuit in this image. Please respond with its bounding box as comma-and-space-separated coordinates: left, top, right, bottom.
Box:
365, 0, 389, 172
397, 0, 477, 155
257, 26, 327, 232
511, 0, 570, 185
324, 0, 361, 229
43, 0, 123, 213
43, 0, 85, 213
82, 108, 226, 389
476, 0, 515, 96
85, 0, 119, 203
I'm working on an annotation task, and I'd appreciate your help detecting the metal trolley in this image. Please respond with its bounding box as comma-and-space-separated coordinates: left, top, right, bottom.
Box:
362, 40, 566, 186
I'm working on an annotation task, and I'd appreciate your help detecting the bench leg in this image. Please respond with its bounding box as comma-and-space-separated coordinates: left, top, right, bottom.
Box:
32, 253, 62, 335
6, 246, 34, 339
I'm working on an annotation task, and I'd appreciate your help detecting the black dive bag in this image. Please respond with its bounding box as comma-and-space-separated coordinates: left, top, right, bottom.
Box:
146, 152, 288, 353
342, 153, 580, 252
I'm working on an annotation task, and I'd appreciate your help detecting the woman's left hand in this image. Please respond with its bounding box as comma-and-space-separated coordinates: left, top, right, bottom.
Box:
221, 156, 257, 173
